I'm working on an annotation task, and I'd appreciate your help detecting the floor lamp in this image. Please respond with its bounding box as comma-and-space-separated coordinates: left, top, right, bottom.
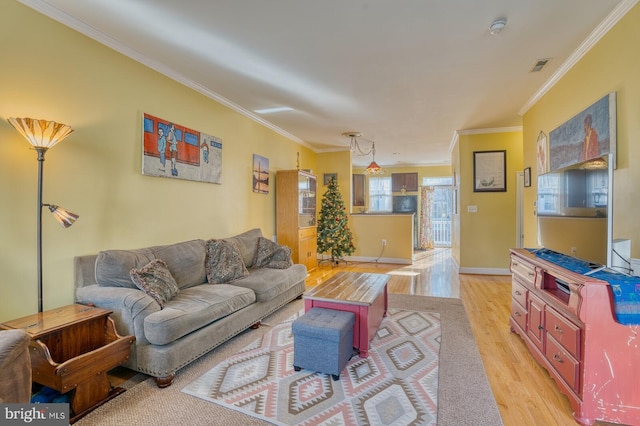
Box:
8, 117, 78, 313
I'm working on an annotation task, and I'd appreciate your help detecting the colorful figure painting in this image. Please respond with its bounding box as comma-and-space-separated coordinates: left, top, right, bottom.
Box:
549, 93, 616, 172
142, 113, 222, 184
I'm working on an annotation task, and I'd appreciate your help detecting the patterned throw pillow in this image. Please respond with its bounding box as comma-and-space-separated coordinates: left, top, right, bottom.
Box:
205, 239, 250, 283
253, 237, 293, 269
130, 259, 180, 308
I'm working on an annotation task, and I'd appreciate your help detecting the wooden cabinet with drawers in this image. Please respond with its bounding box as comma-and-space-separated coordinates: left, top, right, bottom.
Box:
509, 248, 640, 426
276, 170, 317, 272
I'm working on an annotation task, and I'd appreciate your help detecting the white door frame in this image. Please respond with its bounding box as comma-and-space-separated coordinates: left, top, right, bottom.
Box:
516, 171, 524, 248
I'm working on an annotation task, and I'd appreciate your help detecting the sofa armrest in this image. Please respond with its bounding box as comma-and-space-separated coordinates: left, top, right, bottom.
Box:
75, 284, 159, 345
0, 330, 32, 403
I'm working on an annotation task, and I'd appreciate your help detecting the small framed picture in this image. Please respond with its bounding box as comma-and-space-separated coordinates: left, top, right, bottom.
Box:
252, 154, 269, 194
323, 173, 337, 185
524, 167, 531, 187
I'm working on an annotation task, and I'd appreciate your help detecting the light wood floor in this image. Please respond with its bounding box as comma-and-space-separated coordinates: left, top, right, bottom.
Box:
309, 250, 619, 426
110, 249, 622, 425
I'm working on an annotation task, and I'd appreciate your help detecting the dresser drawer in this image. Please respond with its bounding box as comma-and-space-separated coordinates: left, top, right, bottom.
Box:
511, 299, 527, 332
546, 306, 581, 358
299, 227, 317, 239
511, 280, 528, 308
510, 257, 537, 285
546, 334, 580, 392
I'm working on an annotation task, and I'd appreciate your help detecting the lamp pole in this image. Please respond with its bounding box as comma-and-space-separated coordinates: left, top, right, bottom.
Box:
8, 117, 76, 314
35, 147, 47, 313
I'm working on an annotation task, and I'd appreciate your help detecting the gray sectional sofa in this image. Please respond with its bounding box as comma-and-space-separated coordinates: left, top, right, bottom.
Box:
74, 228, 306, 387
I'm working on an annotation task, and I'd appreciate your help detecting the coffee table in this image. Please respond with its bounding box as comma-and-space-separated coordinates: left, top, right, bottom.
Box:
303, 271, 389, 357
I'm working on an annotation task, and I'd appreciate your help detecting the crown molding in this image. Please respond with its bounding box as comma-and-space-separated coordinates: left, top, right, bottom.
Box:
18, 0, 309, 147
457, 126, 523, 136
519, 0, 639, 116
449, 126, 523, 153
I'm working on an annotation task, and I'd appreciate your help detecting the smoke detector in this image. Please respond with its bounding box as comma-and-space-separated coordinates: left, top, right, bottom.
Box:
489, 19, 507, 35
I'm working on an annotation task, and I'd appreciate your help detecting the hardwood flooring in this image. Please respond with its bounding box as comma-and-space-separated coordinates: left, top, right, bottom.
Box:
309, 249, 619, 426
110, 249, 623, 425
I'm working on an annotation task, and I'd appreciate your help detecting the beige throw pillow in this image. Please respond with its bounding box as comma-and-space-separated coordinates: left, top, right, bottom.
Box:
130, 259, 180, 308
205, 239, 250, 283
253, 237, 293, 269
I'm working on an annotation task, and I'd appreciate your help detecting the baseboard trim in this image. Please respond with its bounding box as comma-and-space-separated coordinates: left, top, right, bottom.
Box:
318, 256, 412, 265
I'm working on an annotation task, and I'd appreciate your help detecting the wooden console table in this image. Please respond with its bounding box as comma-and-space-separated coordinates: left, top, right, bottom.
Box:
304, 272, 389, 357
0, 304, 135, 423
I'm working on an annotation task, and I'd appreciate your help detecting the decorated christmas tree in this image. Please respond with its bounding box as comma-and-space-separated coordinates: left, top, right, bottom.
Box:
317, 177, 355, 263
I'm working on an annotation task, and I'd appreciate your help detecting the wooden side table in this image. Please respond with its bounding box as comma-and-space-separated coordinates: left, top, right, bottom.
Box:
0, 304, 135, 423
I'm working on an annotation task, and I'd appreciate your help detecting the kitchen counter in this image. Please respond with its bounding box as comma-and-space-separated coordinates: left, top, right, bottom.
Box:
349, 213, 414, 263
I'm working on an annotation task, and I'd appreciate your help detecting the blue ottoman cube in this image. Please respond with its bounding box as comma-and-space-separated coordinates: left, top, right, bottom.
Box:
292, 308, 355, 380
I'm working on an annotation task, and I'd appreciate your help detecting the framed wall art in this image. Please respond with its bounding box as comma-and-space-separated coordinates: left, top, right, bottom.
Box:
252, 154, 269, 194
524, 167, 531, 187
142, 113, 222, 184
323, 173, 337, 185
473, 150, 506, 192
549, 92, 616, 172
536, 131, 548, 175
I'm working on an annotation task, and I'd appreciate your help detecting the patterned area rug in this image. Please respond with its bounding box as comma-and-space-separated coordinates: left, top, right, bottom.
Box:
182, 309, 441, 426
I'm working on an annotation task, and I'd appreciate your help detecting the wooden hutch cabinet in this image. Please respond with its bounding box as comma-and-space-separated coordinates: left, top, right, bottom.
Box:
509, 248, 640, 426
276, 170, 317, 272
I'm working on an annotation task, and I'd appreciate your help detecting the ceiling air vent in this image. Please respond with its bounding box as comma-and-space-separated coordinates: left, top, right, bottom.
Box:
531, 58, 549, 72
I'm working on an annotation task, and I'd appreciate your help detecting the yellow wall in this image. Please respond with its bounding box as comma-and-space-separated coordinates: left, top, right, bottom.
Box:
0, 2, 314, 320
522, 4, 640, 256
350, 215, 414, 263
457, 130, 523, 272
316, 151, 353, 213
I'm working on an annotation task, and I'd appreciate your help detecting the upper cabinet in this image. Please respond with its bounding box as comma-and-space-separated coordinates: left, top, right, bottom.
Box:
276, 169, 317, 230
297, 172, 317, 227
392, 172, 418, 192
276, 170, 318, 271
352, 174, 365, 206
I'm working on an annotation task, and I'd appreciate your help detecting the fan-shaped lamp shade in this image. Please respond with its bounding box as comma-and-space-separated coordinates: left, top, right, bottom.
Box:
365, 160, 383, 175
45, 204, 79, 228
7, 117, 74, 149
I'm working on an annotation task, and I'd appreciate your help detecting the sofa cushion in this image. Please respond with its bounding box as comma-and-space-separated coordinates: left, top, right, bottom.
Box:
95, 239, 206, 289
143, 284, 256, 345
149, 240, 206, 289
253, 237, 293, 269
232, 265, 306, 303
95, 248, 155, 288
224, 228, 263, 268
130, 259, 180, 308
205, 239, 249, 284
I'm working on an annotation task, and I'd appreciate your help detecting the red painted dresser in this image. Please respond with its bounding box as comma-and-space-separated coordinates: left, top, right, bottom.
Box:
509, 248, 640, 425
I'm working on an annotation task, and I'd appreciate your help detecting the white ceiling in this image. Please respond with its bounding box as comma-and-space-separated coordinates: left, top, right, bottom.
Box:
21, 0, 632, 167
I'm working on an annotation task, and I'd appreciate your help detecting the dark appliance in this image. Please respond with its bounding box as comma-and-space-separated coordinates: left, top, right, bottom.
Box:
392, 195, 419, 248
392, 195, 417, 213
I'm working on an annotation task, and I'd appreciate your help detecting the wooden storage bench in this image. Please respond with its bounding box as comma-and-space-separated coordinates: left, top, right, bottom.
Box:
0, 304, 135, 423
